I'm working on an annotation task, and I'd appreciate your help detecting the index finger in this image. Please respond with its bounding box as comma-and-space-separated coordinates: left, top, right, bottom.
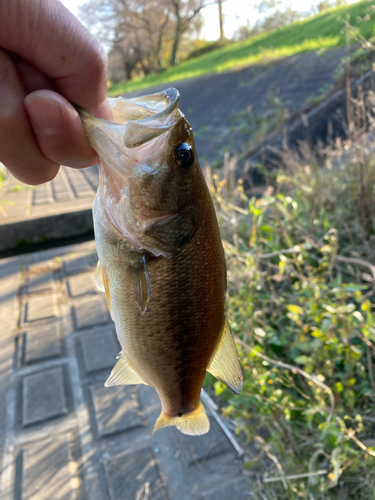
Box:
0, 0, 110, 116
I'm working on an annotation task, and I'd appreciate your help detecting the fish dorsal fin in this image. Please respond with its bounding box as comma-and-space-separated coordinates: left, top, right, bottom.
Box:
207, 316, 243, 395
95, 261, 113, 319
105, 351, 148, 387
152, 400, 210, 436
132, 254, 151, 315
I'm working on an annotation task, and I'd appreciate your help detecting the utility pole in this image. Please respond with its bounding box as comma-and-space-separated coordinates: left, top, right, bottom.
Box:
218, 0, 224, 41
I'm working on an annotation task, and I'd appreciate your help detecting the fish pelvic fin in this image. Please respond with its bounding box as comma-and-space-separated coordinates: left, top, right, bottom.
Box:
105, 351, 148, 387
132, 254, 151, 315
152, 400, 210, 436
95, 261, 113, 319
207, 316, 243, 395
94, 261, 105, 292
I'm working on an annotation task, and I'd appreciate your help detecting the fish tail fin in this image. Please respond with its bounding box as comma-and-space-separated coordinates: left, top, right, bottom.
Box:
152, 400, 210, 436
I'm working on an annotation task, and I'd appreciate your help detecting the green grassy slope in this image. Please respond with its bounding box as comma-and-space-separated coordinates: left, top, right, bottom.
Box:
109, 0, 375, 96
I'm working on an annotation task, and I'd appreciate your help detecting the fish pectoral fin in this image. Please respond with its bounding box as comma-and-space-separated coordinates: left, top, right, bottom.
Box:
95, 261, 113, 319
105, 351, 148, 387
207, 316, 243, 395
132, 254, 151, 315
152, 400, 210, 436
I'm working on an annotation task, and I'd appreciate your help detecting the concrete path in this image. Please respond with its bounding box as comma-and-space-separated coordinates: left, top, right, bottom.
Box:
0, 166, 98, 254
0, 241, 250, 500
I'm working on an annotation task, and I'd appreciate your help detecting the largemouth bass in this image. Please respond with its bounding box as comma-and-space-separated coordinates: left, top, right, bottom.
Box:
79, 88, 242, 436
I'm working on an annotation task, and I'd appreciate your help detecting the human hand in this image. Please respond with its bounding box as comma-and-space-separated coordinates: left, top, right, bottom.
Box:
0, 0, 112, 185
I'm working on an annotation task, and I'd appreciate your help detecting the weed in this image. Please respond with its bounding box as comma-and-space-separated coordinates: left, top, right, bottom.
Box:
208, 155, 375, 498
230, 89, 290, 154
16, 239, 28, 247
0, 163, 7, 188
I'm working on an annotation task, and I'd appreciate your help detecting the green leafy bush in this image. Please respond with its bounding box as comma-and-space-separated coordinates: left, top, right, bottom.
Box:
208, 141, 375, 498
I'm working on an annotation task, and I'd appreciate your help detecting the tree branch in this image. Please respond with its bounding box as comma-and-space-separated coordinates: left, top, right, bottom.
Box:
335, 255, 375, 296
235, 338, 335, 422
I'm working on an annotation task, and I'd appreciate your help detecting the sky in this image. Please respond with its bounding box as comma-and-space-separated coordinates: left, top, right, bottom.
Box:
59, 0, 259, 39
59, 0, 359, 41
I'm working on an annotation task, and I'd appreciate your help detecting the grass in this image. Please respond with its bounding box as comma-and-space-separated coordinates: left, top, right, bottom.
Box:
0, 163, 7, 189
109, 0, 375, 96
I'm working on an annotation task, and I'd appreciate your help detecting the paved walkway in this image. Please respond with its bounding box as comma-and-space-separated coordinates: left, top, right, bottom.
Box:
0, 241, 250, 500
0, 166, 98, 254
0, 165, 98, 220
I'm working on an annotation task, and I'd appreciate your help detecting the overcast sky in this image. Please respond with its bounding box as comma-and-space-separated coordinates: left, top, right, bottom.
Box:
59, 0, 360, 41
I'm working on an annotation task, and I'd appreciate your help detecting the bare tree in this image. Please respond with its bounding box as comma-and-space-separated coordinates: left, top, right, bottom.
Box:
79, 0, 172, 78
168, 0, 209, 66
218, 0, 224, 41
78, 0, 210, 78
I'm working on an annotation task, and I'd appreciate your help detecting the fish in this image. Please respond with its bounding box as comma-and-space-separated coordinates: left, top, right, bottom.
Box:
79, 88, 242, 436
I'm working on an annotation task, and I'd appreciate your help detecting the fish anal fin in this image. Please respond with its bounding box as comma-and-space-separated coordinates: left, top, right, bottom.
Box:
105, 351, 148, 387
152, 400, 209, 436
95, 261, 113, 319
207, 316, 243, 395
132, 254, 151, 315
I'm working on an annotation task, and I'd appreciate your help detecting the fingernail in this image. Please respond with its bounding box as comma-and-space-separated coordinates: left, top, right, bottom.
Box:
25, 95, 64, 135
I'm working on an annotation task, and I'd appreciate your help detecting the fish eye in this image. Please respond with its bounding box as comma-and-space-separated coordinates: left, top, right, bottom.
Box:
174, 143, 194, 169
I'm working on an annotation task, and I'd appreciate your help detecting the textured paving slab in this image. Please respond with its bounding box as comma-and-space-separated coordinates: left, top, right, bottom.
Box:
0, 166, 98, 254
25, 294, 58, 323
24, 322, 62, 364
20, 437, 78, 500
64, 254, 96, 276
80, 328, 119, 373
73, 296, 110, 329
105, 447, 167, 500
0, 166, 98, 222
91, 385, 143, 438
67, 272, 97, 297
0, 241, 249, 500
27, 271, 54, 294
22, 367, 68, 426
198, 478, 253, 500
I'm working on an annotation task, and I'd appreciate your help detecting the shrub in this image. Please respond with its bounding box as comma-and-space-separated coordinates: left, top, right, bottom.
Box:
208, 130, 375, 498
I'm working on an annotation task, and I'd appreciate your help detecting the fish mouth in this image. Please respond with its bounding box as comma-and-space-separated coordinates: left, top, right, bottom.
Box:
110, 88, 180, 124
78, 88, 183, 157
110, 88, 182, 149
